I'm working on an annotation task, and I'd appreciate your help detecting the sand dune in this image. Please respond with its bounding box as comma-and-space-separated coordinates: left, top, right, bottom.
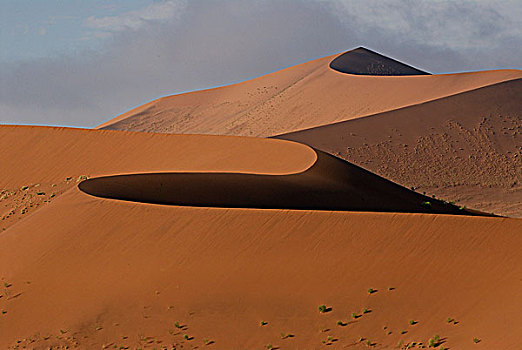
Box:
98, 49, 521, 137
329, 47, 430, 75
1, 49, 521, 350
277, 79, 522, 216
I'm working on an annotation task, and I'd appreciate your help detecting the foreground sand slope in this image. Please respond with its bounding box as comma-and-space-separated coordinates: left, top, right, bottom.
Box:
98, 51, 521, 137
0, 126, 521, 349
1, 188, 521, 349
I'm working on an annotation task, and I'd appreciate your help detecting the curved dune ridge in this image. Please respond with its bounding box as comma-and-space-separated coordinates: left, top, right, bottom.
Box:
78, 150, 483, 215
329, 47, 430, 75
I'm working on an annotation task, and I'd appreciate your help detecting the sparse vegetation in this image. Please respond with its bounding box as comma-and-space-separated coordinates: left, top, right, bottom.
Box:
174, 322, 181, 329
266, 344, 273, 349
421, 201, 432, 209
368, 288, 376, 294
409, 320, 416, 325
260, 320, 268, 326
318, 304, 328, 313
362, 308, 370, 314
473, 337, 480, 344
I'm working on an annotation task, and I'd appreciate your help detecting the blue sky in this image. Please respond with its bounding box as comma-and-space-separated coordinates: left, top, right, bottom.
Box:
0, 0, 148, 63
1, 0, 521, 127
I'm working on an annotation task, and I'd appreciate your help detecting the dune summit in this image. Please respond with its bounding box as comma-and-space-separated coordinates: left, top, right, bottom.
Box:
329, 47, 430, 75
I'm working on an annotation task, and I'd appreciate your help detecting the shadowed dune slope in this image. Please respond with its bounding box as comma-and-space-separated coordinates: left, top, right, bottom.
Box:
276, 79, 522, 217
329, 47, 430, 75
98, 50, 521, 137
0, 188, 521, 349
79, 151, 481, 215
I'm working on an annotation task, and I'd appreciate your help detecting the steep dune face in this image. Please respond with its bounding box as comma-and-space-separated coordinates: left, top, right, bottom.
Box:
329, 47, 430, 75
79, 151, 480, 215
1, 188, 521, 349
277, 79, 522, 217
98, 51, 521, 137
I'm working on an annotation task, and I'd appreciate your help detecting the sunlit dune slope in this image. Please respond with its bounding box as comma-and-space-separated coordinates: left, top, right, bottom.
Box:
0, 125, 315, 189
97, 49, 521, 137
277, 79, 522, 217
0, 188, 521, 349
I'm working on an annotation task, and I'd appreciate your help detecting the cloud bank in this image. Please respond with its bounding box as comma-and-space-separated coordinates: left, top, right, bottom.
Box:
1, 0, 520, 127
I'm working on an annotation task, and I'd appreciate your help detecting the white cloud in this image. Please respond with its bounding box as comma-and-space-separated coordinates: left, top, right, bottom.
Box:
84, 0, 186, 32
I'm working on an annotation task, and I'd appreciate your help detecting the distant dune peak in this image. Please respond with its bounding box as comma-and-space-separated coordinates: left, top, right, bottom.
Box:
330, 46, 430, 76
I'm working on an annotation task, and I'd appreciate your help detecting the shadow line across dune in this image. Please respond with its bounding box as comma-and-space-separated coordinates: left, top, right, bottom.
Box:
78, 151, 490, 215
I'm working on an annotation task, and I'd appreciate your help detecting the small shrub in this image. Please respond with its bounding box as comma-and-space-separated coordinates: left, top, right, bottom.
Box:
266, 344, 273, 349
362, 308, 370, 314
421, 201, 432, 209
446, 317, 453, 323
351, 312, 358, 319
260, 320, 268, 326
473, 337, 480, 344
183, 334, 189, 340
409, 320, 416, 325
368, 288, 376, 294
318, 304, 327, 313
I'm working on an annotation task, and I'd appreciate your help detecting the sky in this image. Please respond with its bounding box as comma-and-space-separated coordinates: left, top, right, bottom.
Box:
1, 0, 521, 127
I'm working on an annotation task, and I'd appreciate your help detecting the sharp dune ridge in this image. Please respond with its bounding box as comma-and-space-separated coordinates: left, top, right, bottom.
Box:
1, 48, 521, 349
79, 150, 484, 215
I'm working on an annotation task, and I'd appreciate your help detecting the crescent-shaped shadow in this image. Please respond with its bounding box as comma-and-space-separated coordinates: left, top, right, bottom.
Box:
329, 47, 430, 76
78, 150, 491, 215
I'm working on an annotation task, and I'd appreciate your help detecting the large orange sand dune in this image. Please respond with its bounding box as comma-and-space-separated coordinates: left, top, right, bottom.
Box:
0, 125, 521, 349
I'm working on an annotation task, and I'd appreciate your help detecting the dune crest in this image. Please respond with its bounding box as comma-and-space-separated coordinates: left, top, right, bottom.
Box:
79, 150, 483, 215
